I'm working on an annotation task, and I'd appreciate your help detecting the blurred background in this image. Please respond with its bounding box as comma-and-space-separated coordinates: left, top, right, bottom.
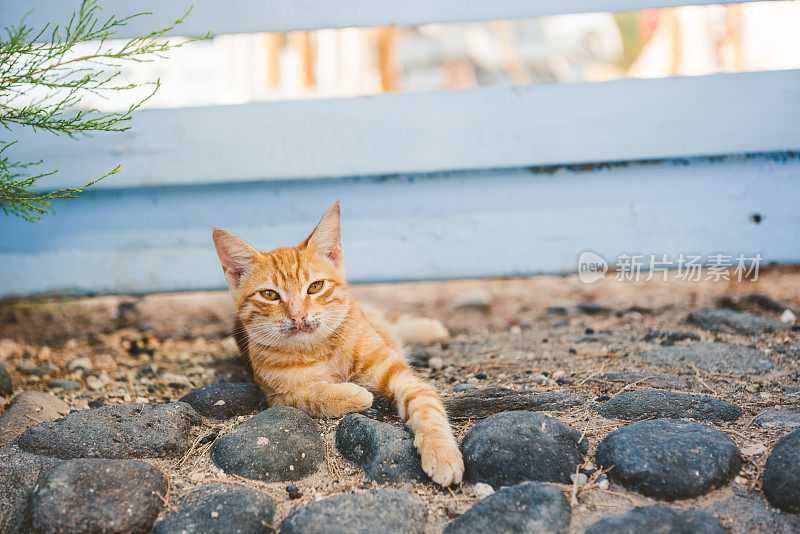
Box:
79, 2, 800, 109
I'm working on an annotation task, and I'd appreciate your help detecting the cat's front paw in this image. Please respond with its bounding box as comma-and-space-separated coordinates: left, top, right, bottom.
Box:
417, 434, 464, 487
323, 382, 373, 417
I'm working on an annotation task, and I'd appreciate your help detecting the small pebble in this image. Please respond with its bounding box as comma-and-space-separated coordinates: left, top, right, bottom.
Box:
428, 357, 444, 370
780, 309, 797, 324
570, 473, 589, 486
473, 482, 494, 499
475, 372, 487, 380
597, 476, 610, 490
741, 443, 767, 456
446, 505, 460, 519
198, 433, 218, 446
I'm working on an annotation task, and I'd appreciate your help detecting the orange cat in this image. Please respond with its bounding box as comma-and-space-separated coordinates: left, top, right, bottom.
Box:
212, 203, 463, 486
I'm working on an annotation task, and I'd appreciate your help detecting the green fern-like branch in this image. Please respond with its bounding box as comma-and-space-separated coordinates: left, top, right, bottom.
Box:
0, 0, 206, 221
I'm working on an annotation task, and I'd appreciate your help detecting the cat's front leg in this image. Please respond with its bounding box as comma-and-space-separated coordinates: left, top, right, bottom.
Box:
362, 356, 464, 486
271, 381, 373, 418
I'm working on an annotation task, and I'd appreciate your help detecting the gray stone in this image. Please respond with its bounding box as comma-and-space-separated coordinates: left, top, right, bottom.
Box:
16, 402, 200, 459
0, 391, 70, 447
444, 387, 583, 420
29, 458, 167, 534
577, 303, 612, 315
752, 407, 800, 429
704, 487, 800, 534
443, 481, 570, 534
0, 364, 11, 396
640, 342, 774, 374
453, 384, 478, 393
688, 308, 787, 335
210, 406, 324, 482
154, 483, 275, 534
180, 383, 267, 420
643, 330, 701, 346
280, 489, 427, 534
595, 419, 741, 500
0, 445, 60, 533
46, 379, 81, 390
461, 411, 588, 488
335, 414, 425, 483
764, 428, 800, 513
601, 371, 690, 390
585, 506, 726, 534
597, 390, 741, 422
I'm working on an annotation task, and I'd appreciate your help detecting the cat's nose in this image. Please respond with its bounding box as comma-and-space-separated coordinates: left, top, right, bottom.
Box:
290, 314, 306, 328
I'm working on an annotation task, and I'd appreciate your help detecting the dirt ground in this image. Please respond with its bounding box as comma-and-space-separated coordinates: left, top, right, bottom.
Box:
1, 266, 799, 532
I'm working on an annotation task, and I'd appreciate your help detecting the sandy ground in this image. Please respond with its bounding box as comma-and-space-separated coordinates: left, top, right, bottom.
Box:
1, 266, 799, 532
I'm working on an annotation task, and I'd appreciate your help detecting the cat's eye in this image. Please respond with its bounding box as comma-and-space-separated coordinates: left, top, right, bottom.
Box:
307, 280, 324, 295
260, 289, 281, 301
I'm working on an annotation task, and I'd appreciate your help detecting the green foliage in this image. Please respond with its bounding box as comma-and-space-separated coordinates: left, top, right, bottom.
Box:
0, 0, 203, 221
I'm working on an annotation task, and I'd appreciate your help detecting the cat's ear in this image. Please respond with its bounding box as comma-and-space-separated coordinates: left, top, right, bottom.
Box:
212, 228, 259, 289
301, 202, 344, 269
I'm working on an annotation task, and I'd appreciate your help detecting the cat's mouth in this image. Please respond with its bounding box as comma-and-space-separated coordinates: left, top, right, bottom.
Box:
288, 326, 316, 336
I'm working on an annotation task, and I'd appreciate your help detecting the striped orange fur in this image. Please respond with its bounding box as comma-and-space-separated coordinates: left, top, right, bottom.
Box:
212, 203, 463, 486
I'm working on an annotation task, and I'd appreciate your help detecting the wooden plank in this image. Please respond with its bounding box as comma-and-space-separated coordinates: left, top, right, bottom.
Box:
2, 153, 799, 297
11, 70, 800, 191
1, 0, 771, 37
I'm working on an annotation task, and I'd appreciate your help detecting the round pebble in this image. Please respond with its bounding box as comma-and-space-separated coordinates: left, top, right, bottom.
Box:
210, 406, 324, 482
763, 428, 800, 512
585, 506, 726, 534
280, 489, 427, 534
444, 481, 570, 534
29, 458, 167, 534
461, 411, 588, 488
595, 419, 741, 500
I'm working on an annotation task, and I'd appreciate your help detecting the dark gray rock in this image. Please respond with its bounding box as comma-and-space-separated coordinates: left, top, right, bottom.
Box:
752, 407, 800, 429
640, 342, 774, 374
0, 364, 11, 396
0, 390, 70, 447
597, 390, 741, 422
721, 293, 788, 314
688, 308, 787, 335
577, 303, 611, 315
461, 411, 588, 488
335, 414, 425, 483
704, 486, 800, 534
280, 489, 427, 534
601, 371, 690, 390
444, 387, 583, 420
180, 383, 267, 420
443, 481, 570, 534
585, 506, 726, 534
154, 483, 275, 534
764, 428, 800, 513
595, 419, 741, 500
0, 445, 60, 533
210, 406, 323, 482
16, 402, 201, 459
29, 458, 167, 534
46, 379, 80, 390
643, 330, 701, 346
